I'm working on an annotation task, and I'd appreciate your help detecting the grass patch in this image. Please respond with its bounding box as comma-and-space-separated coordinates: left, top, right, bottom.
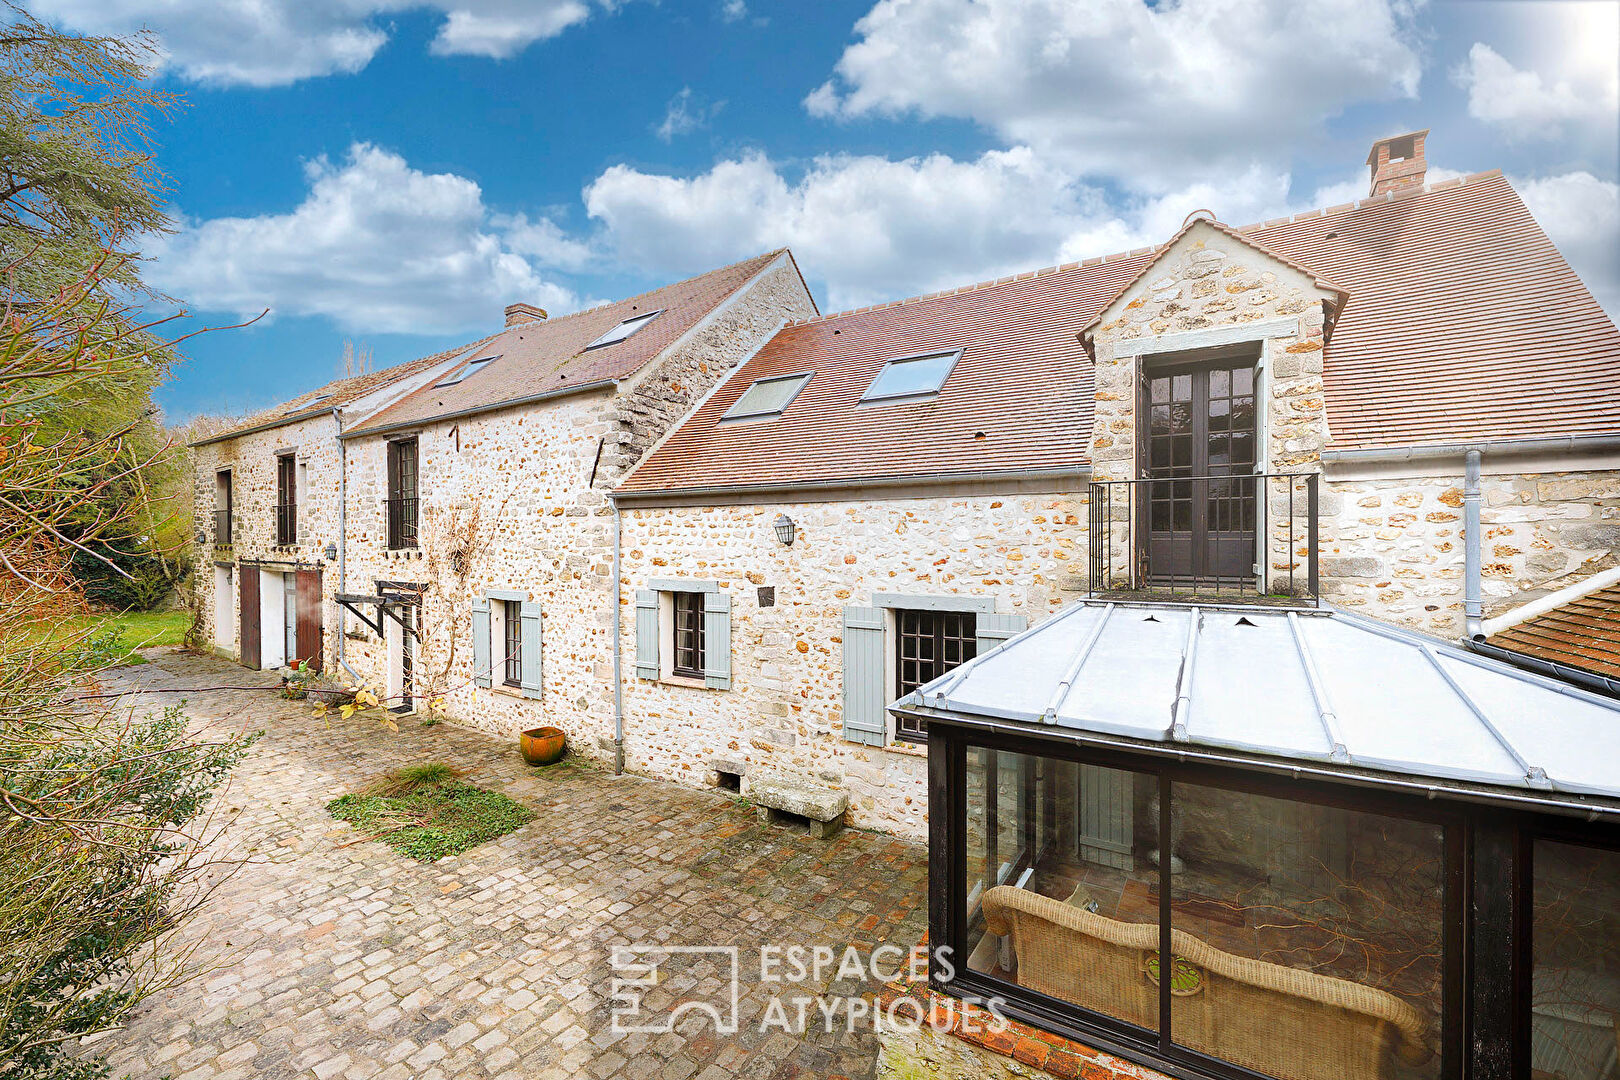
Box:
327, 763, 534, 861
19, 611, 191, 666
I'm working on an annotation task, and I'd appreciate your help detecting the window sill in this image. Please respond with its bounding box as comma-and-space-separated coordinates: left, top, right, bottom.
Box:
659, 673, 711, 690
883, 739, 928, 758
489, 684, 531, 700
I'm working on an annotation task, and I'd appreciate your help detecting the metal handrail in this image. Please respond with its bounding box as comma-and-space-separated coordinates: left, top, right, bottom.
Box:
275, 503, 296, 546
1088, 471, 1320, 604
385, 497, 419, 550
213, 509, 232, 546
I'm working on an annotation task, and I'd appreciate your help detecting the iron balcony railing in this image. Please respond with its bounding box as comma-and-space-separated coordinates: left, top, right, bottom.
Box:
213, 509, 232, 547
385, 497, 419, 550
275, 503, 297, 546
1087, 471, 1320, 604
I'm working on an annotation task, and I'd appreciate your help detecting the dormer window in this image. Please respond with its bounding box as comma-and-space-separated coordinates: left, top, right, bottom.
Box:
723, 372, 812, 420
435, 355, 498, 387
586, 310, 660, 350
861, 349, 961, 403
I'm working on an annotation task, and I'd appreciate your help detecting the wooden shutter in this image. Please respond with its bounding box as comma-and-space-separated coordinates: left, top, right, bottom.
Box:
295, 568, 323, 672
519, 605, 543, 699
842, 605, 887, 746
634, 590, 659, 680
701, 591, 731, 690
239, 567, 260, 671
976, 612, 1028, 656
471, 598, 491, 688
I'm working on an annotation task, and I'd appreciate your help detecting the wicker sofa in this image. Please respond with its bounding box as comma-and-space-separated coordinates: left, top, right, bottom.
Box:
981, 885, 1433, 1080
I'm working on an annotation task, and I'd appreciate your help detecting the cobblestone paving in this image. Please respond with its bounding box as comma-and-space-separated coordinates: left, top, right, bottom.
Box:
90, 651, 929, 1080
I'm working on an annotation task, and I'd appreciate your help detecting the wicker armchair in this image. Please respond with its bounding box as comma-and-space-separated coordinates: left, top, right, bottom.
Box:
981, 885, 1433, 1080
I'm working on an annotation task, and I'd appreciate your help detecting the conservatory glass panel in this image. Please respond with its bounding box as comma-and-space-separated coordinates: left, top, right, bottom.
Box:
963, 747, 1159, 1035
1167, 782, 1443, 1080
1533, 840, 1620, 1080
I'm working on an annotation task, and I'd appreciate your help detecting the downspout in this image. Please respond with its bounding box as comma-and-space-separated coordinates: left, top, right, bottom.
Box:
332, 407, 363, 685
1464, 448, 1483, 641
610, 495, 625, 774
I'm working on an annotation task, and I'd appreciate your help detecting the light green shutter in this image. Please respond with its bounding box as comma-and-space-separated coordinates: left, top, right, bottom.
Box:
634, 589, 659, 680
702, 591, 731, 690
519, 605, 542, 699
976, 612, 1028, 655
842, 605, 887, 746
471, 598, 491, 688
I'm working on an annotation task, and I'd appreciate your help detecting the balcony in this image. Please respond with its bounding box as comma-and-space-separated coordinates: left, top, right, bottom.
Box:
275, 503, 297, 547
385, 497, 419, 550
1087, 471, 1319, 605
213, 510, 232, 547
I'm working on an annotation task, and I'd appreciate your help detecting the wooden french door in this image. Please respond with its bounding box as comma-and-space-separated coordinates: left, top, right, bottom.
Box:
1144, 361, 1258, 584
239, 568, 260, 670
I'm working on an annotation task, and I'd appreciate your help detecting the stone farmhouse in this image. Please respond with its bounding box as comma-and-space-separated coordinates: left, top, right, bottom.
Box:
191, 130, 1620, 1080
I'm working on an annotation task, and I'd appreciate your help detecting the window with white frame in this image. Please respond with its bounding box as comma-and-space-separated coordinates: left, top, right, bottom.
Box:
586, 310, 660, 350
861, 349, 961, 403
634, 579, 731, 689
723, 372, 813, 420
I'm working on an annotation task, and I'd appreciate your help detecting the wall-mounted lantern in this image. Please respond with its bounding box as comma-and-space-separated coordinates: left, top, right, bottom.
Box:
324, 542, 338, 561
774, 514, 796, 547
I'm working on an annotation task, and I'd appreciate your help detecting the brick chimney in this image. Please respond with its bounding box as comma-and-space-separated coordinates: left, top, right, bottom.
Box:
1366, 129, 1428, 197
504, 301, 548, 327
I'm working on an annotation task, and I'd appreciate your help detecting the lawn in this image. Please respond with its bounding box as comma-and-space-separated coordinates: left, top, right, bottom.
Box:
65, 611, 191, 665
327, 763, 536, 861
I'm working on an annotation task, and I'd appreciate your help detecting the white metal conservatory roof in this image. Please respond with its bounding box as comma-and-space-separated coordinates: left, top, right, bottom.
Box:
893, 601, 1620, 811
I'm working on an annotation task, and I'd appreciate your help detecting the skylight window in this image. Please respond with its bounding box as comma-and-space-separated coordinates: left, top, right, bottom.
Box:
586, 310, 661, 350
435, 355, 499, 388
861, 350, 961, 402
723, 372, 813, 420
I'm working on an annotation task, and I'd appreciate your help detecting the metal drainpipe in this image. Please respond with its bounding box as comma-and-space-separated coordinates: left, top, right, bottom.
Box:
1464, 448, 1484, 641
610, 496, 625, 774
332, 407, 363, 684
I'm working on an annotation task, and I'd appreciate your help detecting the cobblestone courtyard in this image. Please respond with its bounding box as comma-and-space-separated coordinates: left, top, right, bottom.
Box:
91, 651, 929, 1080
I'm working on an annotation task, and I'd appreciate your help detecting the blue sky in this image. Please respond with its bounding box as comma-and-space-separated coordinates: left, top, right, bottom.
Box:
32, 0, 1620, 422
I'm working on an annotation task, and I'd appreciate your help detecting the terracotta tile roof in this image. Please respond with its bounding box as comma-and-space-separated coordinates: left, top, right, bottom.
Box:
344, 250, 796, 438
616, 255, 1150, 496
619, 171, 1619, 496
189, 336, 495, 447
1489, 584, 1620, 682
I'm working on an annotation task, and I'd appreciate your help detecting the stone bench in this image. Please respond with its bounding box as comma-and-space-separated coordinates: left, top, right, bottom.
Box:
750, 777, 848, 839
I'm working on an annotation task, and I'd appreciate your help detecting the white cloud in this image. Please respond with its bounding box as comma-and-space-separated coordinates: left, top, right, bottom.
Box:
584, 147, 1321, 310
720, 0, 748, 22
31, 0, 599, 86
495, 212, 597, 270
805, 0, 1425, 189
1516, 171, 1620, 320
1455, 40, 1619, 141
655, 87, 724, 142
149, 143, 577, 334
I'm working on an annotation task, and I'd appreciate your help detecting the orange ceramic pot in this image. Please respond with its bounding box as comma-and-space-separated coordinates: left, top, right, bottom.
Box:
520, 726, 566, 766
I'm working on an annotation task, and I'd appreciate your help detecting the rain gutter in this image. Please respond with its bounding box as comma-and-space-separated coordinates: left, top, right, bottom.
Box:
611, 495, 625, 774
611, 466, 1090, 505
1320, 434, 1620, 464
1464, 448, 1483, 640
1466, 638, 1620, 699
331, 407, 363, 686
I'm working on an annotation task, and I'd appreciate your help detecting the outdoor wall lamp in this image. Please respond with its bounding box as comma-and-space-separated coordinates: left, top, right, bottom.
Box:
324, 542, 338, 561
195, 529, 207, 545
773, 514, 796, 547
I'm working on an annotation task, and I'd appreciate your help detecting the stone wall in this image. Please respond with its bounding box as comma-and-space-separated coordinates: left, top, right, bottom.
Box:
192, 412, 343, 664
615, 489, 1089, 838
332, 255, 817, 745
1322, 466, 1620, 635
1086, 220, 1335, 593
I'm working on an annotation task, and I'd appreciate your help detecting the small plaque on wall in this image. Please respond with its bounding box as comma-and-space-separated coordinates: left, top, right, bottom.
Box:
757, 586, 775, 608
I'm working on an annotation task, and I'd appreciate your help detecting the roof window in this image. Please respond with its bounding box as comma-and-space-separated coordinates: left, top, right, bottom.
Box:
861, 349, 961, 403
435, 355, 499, 387
723, 372, 813, 420
586, 310, 661, 350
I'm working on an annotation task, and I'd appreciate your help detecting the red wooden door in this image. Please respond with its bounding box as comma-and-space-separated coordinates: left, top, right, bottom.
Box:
239, 568, 260, 670
295, 569, 323, 672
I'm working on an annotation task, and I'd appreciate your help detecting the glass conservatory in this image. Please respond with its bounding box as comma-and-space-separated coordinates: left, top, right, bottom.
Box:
895, 601, 1620, 1080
